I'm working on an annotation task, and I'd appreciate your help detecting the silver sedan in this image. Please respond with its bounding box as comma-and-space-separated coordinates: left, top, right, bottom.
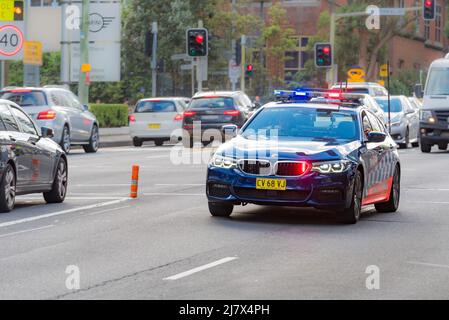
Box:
375, 95, 420, 148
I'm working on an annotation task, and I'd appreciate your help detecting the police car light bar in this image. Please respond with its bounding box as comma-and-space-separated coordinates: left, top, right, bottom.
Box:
273, 88, 366, 103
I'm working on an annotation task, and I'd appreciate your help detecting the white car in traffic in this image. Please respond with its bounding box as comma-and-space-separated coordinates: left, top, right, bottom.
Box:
129, 97, 189, 147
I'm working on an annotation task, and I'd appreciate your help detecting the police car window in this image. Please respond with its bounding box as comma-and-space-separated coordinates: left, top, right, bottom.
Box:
0, 104, 19, 132
362, 113, 373, 138
242, 107, 359, 141
135, 101, 176, 113
11, 107, 38, 135
366, 112, 382, 133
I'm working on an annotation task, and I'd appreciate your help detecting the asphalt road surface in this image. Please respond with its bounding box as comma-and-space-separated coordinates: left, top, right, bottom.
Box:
0, 144, 448, 300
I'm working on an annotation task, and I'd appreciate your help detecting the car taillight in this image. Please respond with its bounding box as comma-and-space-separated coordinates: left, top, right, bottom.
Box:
37, 110, 56, 120
183, 111, 196, 117
129, 115, 136, 123
224, 110, 240, 117
174, 114, 183, 121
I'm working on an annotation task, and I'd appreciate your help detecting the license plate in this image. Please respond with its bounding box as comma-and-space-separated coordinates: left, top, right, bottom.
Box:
201, 115, 219, 120
256, 178, 287, 191
148, 123, 161, 129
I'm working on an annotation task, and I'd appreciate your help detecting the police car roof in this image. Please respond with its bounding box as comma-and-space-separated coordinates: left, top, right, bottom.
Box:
263, 101, 363, 112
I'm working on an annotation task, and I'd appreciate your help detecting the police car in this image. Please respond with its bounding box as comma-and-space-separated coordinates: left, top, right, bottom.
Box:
206, 89, 401, 224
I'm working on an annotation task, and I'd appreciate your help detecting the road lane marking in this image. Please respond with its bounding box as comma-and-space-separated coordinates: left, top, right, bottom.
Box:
408, 201, 449, 204
155, 184, 205, 187
86, 205, 131, 216
73, 184, 130, 187
0, 225, 54, 239
406, 261, 449, 270
0, 198, 129, 229
163, 257, 238, 281
16, 196, 126, 201
144, 193, 204, 196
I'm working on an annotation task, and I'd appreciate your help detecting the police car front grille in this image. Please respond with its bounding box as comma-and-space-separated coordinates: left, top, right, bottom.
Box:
435, 111, 449, 124
238, 160, 271, 175
234, 188, 309, 201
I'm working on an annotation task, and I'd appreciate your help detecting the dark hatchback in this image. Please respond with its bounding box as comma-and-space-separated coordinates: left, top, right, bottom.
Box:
0, 99, 68, 212
182, 91, 254, 147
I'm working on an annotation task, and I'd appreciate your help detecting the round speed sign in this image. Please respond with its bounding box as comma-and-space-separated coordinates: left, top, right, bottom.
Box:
0, 24, 24, 57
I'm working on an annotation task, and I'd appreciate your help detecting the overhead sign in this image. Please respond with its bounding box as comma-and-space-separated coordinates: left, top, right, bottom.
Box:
64, 1, 121, 82
0, 0, 14, 21
23, 41, 43, 66
0, 23, 23, 59
66, 1, 120, 42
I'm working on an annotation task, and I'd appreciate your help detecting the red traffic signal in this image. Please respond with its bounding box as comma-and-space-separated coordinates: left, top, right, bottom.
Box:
423, 0, 435, 20
195, 35, 204, 44
187, 28, 208, 57
246, 64, 254, 77
315, 43, 332, 68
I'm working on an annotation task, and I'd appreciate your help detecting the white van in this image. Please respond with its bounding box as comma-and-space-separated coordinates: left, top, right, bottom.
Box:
419, 54, 449, 153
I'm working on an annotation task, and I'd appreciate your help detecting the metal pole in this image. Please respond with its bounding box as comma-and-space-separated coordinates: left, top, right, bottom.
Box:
231, 0, 236, 91
387, 60, 391, 134
0, 61, 4, 89
329, 1, 336, 87
78, 0, 89, 104
151, 21, 158, 97
240, 35, 246, 92
60, 0, 70, 85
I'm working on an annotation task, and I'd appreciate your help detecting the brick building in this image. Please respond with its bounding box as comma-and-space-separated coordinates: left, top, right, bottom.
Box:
242, 0, 448, 83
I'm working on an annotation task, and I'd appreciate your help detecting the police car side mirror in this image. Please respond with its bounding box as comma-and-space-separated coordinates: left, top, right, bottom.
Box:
367, 131, 386, 143
222, 125, 238, 139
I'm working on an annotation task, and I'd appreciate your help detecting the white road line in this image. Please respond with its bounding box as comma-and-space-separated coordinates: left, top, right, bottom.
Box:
73, 184, 130, 187
16, 196, 125, 201
408, 201, 449, 204
155, 184, 205, 187
86, 205, 131, 217
163, 257, 238, 281
406, 261, 449, 270
143, 193, 204, 196
0, 198, 129, 229
0, 225, 54, 239
405, 188, 449, 191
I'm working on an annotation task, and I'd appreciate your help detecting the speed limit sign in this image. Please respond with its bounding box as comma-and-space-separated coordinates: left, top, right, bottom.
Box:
0, 24, 24, 60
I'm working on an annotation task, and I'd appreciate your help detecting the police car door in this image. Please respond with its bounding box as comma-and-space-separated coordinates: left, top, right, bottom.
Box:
365, 111, 394, 204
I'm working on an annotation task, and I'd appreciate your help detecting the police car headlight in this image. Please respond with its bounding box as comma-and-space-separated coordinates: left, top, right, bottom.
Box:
312, 160, 351, 174
210, 155, 237, 169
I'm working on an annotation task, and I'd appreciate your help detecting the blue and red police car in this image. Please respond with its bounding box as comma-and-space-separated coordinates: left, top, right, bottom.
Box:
206, 89, 401, 224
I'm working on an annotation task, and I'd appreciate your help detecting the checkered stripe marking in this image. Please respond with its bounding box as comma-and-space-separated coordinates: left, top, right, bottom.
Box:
364, 151, 396, 197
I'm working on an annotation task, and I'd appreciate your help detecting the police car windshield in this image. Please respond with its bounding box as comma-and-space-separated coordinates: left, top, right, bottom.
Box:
242, 107, 359, 141
375, 98, 403, 113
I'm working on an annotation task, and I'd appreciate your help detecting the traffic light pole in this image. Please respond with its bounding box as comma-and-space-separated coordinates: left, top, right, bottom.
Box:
151, 22, 158, 97
78, 0, 90, 105
240, 35, 246, 92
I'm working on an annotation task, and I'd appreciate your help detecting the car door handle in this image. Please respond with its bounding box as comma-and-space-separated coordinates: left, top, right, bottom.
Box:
9, 136, 16, 142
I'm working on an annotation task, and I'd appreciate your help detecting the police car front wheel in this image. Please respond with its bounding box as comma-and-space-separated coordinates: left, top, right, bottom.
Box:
209, 202, 233, 217
337, 170, 362, 224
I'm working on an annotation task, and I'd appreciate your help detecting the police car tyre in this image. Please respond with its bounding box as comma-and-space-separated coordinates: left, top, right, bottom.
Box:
338, 170, 362, 224
375, 166, 400, 213
133, 137, 143, 147
208, 202, 233, 217
421, 143, 432, 153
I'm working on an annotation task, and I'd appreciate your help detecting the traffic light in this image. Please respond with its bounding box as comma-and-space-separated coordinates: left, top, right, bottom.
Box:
14, 1, 24, 21
235, 41, 242, 66
187, 28, 208, 57
315, 43, 332, 68
246, 64, 254, 77
423, 0, 436, 20
144, 31, 153, 57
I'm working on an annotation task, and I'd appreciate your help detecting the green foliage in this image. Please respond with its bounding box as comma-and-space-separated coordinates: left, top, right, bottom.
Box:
89, 104, 129, 128
8, 52, 61, 86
